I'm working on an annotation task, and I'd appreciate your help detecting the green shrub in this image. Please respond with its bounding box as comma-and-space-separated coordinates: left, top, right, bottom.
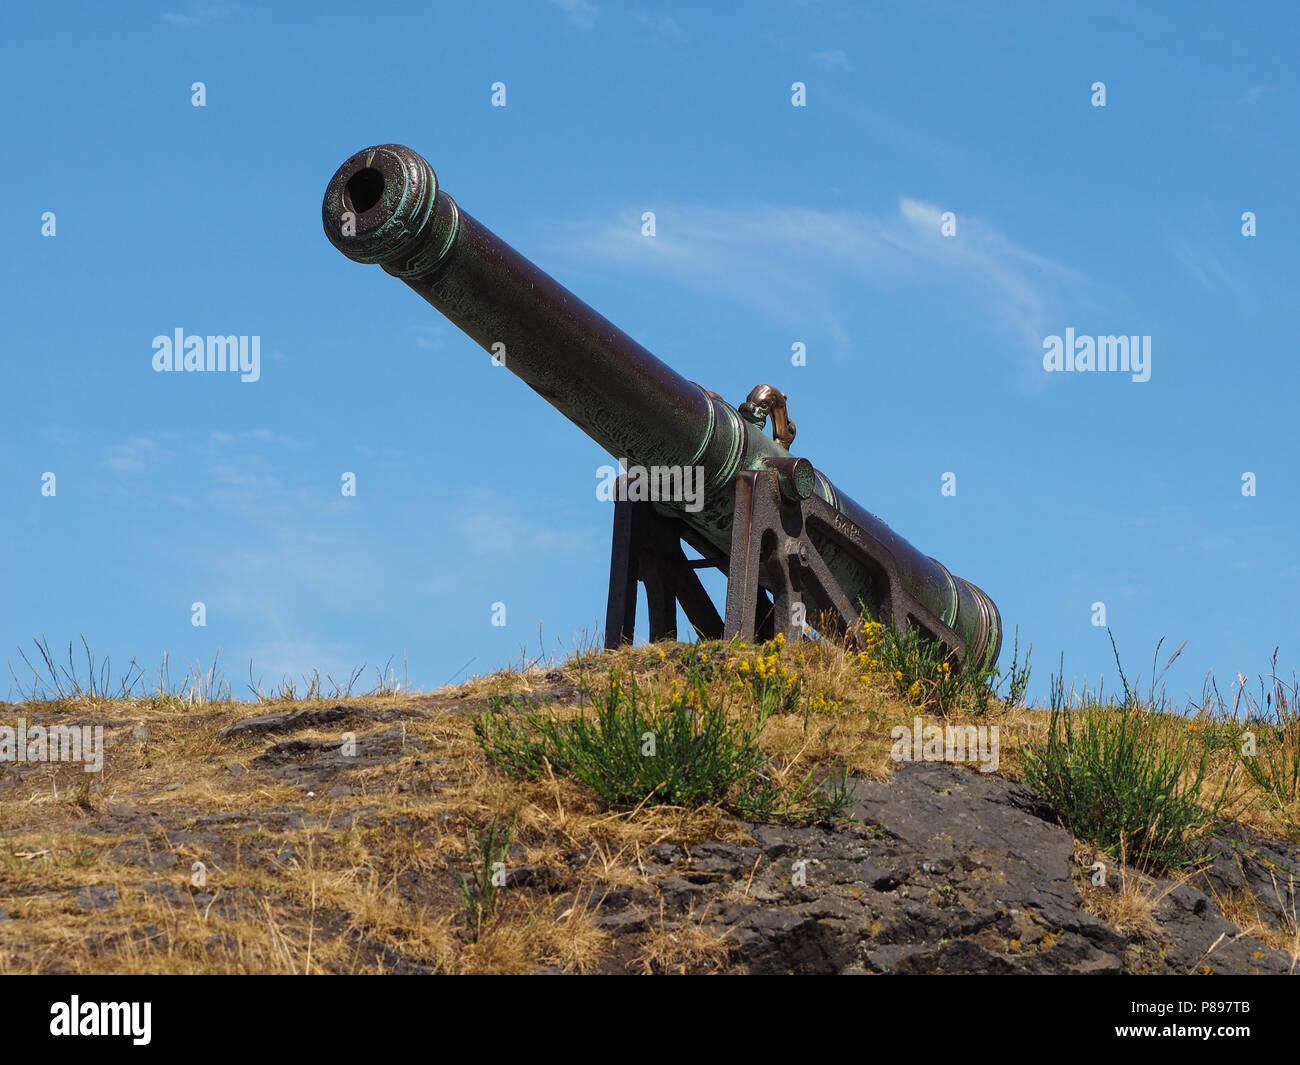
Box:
474, 659, 849, 822
1020, 636, 1231, 873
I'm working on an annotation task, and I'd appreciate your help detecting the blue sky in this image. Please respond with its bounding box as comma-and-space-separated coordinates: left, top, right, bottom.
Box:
3, 0, 1295, 706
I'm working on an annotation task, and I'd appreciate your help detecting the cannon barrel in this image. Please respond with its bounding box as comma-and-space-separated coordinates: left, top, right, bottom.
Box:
322, 144, 1001, 672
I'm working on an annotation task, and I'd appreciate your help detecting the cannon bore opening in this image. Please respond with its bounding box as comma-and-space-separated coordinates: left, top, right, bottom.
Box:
346, 168, 385, 213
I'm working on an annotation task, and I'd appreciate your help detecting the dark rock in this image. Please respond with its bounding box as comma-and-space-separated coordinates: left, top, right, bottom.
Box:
687, 856, 746, 878
592, 908, 649, 933
504, 865, 535, 888
1151, 883, 1292, 974
206, 932, 239, 953
218, 703, 369, 738
601, 763, 1290, 975
107, 840, 179, 871
195, 813, 245, 828
1191, 822, 1300, 930
253, 738, 336, 766
74, 885, 119, 910
140, 881, 185, 905
649, 843, 683, 864
749, 825, 800, 859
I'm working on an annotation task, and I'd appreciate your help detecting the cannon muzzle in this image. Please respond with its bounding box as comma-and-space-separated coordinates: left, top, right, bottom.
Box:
323, 144, 1002, 673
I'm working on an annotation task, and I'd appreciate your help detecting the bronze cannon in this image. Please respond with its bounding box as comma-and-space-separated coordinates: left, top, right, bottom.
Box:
322, 144, 1001, 671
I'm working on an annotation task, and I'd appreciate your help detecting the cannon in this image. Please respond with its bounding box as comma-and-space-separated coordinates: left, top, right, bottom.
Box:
322, 144, 1002, 672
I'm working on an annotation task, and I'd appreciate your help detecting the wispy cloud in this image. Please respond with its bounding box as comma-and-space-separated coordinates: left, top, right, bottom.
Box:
101, 428, 379, 645
898, 198, 1090, 349
1165, 233, 1268, 315
1167, 236, 1241, 293
105, 434, 175, 474
551, 196, 1088, 363
551, 0, 598, 29
790, 0, 871, 20
635, 12, 688, 42
161, 5, 232, 28
409, 322, 447, 351
453, 488, 601, 557
1242, 84, 1273, 105
811, 49, 853, 71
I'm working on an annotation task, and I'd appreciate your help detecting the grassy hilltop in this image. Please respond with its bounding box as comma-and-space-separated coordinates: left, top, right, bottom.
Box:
1, 626, 1297, 974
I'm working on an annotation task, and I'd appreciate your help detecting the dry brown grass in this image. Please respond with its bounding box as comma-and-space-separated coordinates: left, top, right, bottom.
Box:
1079, 878, 1161, 941
0, 647, 784, 973
633, 898, 734, 974
1072, 836, 1202, 944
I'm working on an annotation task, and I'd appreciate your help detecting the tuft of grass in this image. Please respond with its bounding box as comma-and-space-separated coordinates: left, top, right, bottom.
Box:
1021, 632, 1233, 874
720, 635, 802, 715
634, 899, 733, 974
1204, 649, 1300, 837
473, 654, 851, 822
1076, 839, 1200, 945
10, 636, 235, 708
371, 653, 409, 697
855, 618, 1031, 717
459, 814, 516, 937
245, 654, 412, 703
10, 634, 146, 705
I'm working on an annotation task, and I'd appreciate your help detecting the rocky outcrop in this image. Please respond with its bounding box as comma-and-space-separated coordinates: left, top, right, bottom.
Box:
591, 763, 1294, 974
